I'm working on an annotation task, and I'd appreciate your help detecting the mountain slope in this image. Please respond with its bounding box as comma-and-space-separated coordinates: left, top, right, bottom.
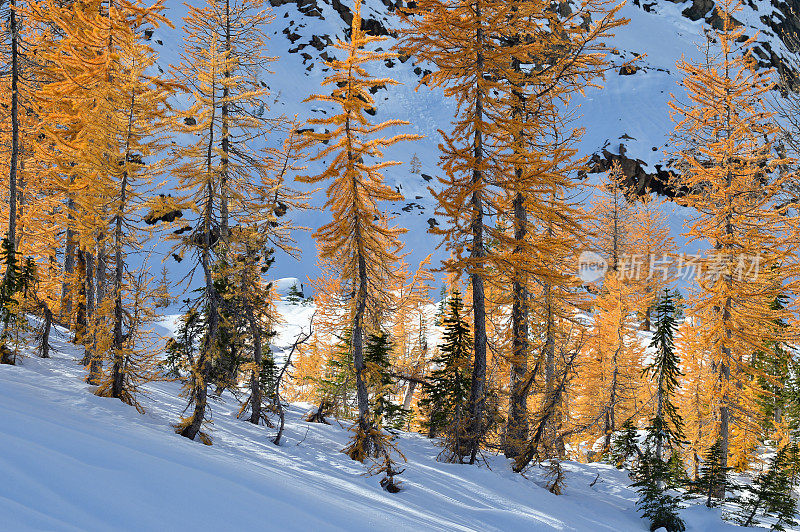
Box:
0, 317, 748, 531
144, 0, 798, 286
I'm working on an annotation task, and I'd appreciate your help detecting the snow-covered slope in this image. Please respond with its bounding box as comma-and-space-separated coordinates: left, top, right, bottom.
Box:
0, 320, 748, 531
143, 0, 799, 288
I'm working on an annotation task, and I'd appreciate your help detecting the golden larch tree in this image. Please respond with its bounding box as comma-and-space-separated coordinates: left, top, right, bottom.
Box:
669, 0, 798, 490
297, 0, 419, 459
169, 0, 299, 441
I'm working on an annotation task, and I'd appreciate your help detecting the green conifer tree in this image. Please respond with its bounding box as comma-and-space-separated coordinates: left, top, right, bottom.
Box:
633, 455, 686, 532
610, 419, 641, 469
0, 238, 35, 364
164, 305, 205, 378
787, 367, 800, 440
695, 439, 732, 507
365, 332, 406, 430
645, 289, 686, 461
314, 329, 356, 418
420, 289, 472, 459
286, 283, 304, 304
632, 290, 688, 531
666, 452, 690, 489
737, 444, 799, 531
753, 294, 792, 440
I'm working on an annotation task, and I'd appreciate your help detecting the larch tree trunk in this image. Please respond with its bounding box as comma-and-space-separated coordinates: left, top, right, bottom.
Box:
112, 168, 129, 398
219, 0, 231, 243
61, 211, 77, 325
247, 304, 263, 425
603, 346, 621, 452
74, 248, 87, 342
507, 191, 529, 457
181, 184, 219, 441
505, 46, 529, 458
181, 93, 220, 442
466, 1, 488, 464
6, 0, 19, 253
113, 92, 137, 399
83, 251, 101, 384
466, 191, 488, 465
39, 303, 52, 358
352, 242, 372, 446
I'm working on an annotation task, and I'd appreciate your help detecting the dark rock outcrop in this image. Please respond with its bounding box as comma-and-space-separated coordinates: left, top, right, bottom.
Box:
582, 147, 682, 198
681, 0, 714, 20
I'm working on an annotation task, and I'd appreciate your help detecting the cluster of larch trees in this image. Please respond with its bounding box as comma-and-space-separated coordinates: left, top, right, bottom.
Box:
0, 0, 305, 431
291, 0, 800, 511
3, 0, 800, 519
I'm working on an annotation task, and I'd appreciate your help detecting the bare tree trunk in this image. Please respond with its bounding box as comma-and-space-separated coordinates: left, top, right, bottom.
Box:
6, 0, 20, 252
506, 191, 528, 458
513, 348, 581, 472
74, 249, 87, 342
402, 380, 417, 412
714, 64, 736, 496
39, 303, 52, 358
96, 239, 106, 310
465, 3, 487, 464
504, 43, 529, 457
247, 306, 263, 424
113, 92, 137, 398
603, 351, 620, 452
342, 84, 374, 457
181, 209, 219, 441
95, 235, 107, 370
219, 0, 231, 243
112, 169, 128, 398
84, 251, 101, 384
352, 250, 372, 446
181, 117, 219, 441
543, 281, 556, 444
716, 348, 731, 498
61, 219, 76, 324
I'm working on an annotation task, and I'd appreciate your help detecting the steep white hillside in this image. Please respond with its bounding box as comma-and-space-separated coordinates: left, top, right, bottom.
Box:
0, 315, 752, 532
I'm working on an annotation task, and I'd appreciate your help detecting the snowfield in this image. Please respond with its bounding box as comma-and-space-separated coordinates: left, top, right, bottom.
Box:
0, 319, 747, 531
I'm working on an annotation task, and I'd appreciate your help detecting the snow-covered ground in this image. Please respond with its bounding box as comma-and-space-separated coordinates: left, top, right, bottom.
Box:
0, 318, 747, 531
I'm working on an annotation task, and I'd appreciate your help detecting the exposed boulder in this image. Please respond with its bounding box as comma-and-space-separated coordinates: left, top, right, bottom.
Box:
681, 0, 714, 21
582, 146, 682, 198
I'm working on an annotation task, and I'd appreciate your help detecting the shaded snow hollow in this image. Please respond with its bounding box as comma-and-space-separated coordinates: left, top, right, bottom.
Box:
0, 317, 749, 531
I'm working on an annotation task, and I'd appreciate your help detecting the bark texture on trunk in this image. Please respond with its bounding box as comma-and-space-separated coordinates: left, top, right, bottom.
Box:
219, 0, 231, 244
39, 303, 52, 359
6, 0, 19, 252
112, 168, 129, 398
247, 305, 263, 425
506, 192, 528, 458
351, 251, 372, 452
180, 100, 219, 442
180, 207, 219, 441
465, 1, 488, 464
61, 212, 77, 324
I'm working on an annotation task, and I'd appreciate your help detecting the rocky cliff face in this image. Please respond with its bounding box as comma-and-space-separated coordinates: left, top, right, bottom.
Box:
269, 0, 798, 81
666, 0, 799, 87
